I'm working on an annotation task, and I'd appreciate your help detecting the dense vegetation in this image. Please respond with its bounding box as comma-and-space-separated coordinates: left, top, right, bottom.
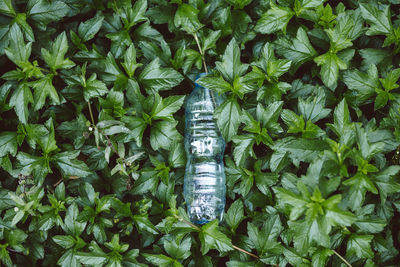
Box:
1, 0, 400, 266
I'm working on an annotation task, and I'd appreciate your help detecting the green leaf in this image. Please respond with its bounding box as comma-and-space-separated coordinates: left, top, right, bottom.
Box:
272, 137, 328, 166
151, 94, 185, 121
215, 39, 248, 83
380, 68, 400, 90
83, 73, 108, 102
355, 218, 386, 234
134, 215, 158, 234
174, 3, 203, 34
182, 49, 202, 74
36, 118, 58, 154
78, 15, 104, 42
257, 101, 283, 131
41, 32, 75, 71
275, 27, 317, 72
325, 207, 355, 227
164, 236, 191, 260
255, 170, 279, 195
143, 253, 175, 267
281, 109, 305, 134
168, 141, 185, 168
5, 228, 27, 247
131, 169, 158, 195
57, 114, 87, 149
314, 52, 347, 89
95, 52, 124, 82
127, 0, 148, 28
199, 220, 233, 254
77, 250, 108, 265
274, 187, 308, 220
214, 99, 241, 142
346, 234, 374, 259
343, 173, 378, 211
356, 125, 384, 160
226, 261, 255, 267
359, 3, 392, 36
4, 24, 31, 67
57, 249, 81, 267
11, 210, 25, 227
27, 0, 70, 27
17, 152, 51, 183
121, 44, 142, 78
288, 220, 314, 254
232, 75, 258, 99
122, 249, 142, 266
232, 135, 255, 166
150, 120, 181, 150
30, 75, 60, 110
239, 169, 253, 197
374, 90, 390, 110
0, 189, 13, 210
0, 0, 16, 16
225, 199, 244, 232
53, 235, 76, 249
0, 24, 11, 55
267, 59, 292, 81
242, 110, 261, 134
139, 59, 184, 93
122, 116, 147, 147
325, 28, 353, 53
196, 75, 232, 96
248, 214, 283, 254
255, 2, 294, 34
296, 0, 326, 9
311, 248, 333, 267
374, 165, 400, 204
203, 30, 221, 52
63, 203, 87, 236
326, 98, 353, 142
298, 91, 330, 123
99, 90, 126, 118
342, 65, 379, 105
0, 132, 17, 157
10, 13, 35, 44
225, 0, 252, 9
52, 151, 91, 177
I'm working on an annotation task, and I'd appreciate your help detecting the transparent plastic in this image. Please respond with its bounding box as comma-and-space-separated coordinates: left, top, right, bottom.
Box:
183, 73, 226, 224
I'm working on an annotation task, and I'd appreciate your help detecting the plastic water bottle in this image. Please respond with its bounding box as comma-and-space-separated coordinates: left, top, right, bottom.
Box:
183, 73, 226, 224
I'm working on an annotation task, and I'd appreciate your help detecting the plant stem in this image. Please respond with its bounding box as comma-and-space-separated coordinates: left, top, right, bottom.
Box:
7, 248, 23, 254
333, 249, 352, 267
232, 245, 260, 259
87, 101, 96, 127
192, 33, 208, 74
53, 176, 80, 187
101, 128, 121, 158
179, 217, 201, 231
87, 100, 122, 158
192, 32, 216, 108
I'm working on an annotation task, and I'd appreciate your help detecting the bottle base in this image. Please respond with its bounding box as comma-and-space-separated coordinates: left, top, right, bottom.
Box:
192, 219, 210, 225
186, 197, 224, 225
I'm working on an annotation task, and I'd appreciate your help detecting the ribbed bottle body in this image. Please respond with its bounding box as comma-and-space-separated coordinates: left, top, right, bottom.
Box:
183, 74, 226, 224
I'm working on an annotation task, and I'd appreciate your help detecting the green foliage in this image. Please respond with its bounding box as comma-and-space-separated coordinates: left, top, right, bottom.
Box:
0, 0, 400, 266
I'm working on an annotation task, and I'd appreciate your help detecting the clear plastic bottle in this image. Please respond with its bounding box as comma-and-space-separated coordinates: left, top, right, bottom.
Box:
183, 73, 226, 224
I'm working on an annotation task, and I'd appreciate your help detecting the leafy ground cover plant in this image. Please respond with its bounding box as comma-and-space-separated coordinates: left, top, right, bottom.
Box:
1, 0, 400, 266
